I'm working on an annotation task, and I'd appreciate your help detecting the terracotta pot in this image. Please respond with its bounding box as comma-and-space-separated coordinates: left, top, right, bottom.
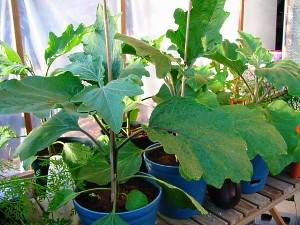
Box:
290, 163, 300, 178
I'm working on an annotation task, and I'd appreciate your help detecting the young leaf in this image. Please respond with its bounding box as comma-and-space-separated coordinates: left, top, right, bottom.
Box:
167, 0, 229, 65
0, 126, 16, 149
120, 63, 150, 79
65, 52, 104, 83
136, 175, 207, 214
91, 213, 128, 225
0, 72, 83, 114
45, 24, 87, 65
145, 97, 252, 188
205, 40, 247, 75
115, 33, 171, 78
48, 189, 79, 212
125, 190, 148, 211
256, 60, 300, 98
0, 41, 22, 63
223, 105, 287, 173
72, 78, 143, 133
14, 110, 80, 161
63, 140, 142, 186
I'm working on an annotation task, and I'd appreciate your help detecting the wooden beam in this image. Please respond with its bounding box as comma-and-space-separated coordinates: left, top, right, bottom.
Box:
238, 0, 245, 32
120, 0, 126, 34
10, 0, 33, 134
269, 207, 287, 225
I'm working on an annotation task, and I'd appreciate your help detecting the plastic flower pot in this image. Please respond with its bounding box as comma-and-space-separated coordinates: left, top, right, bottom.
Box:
73, 181, 162, 225
290, 163, 300, 179
241, 155, 269, 194
144, 151, 206, 219
208, 179, 241, 209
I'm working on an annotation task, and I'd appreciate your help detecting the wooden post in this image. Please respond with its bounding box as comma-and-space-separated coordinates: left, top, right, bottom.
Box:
269, 208, 287, 225
120, 0, 126, 35
238, 0, 245, 31
10, 0, 33, 135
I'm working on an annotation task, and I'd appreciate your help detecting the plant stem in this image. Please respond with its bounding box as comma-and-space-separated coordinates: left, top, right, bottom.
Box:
93, 115, 109, 136
78, 187, 110, 195
103, 0, 118, 212
116, 128, 143, 151
239, 72, 255, 99
257, 85, 273, 103
141, 143, 162, 154
79, 128, 101, 149
181, 0, 192, 97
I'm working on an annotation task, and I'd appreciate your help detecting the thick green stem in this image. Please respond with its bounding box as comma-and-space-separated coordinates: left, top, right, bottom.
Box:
103, 0, 118, 212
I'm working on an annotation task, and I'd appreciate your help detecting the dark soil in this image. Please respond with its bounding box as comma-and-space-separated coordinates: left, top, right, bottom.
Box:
147, 148, 179, 166
131, 131, 154, 150
75, 178, 158, 213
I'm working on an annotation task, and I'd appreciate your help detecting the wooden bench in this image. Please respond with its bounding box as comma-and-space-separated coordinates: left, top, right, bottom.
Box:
157, 172, 300, 225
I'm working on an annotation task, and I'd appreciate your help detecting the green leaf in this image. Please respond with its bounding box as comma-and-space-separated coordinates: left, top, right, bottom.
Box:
0, 41, 22, 63
48, 189, 79, 212
65, 52, 104, 84
22, 156, 37, 170
145, 97, 252, 188
205, 40, 247, 75
237, 32, 272, 67
196, 91, 220, 108
64, 140, 142, 186
0, 126, 16, 149
152, 84, 172, 104
167, 0, 229, 65
115, 33, 171, 78
125, 190, 148, 211
91, 213, 128, 225
120, 63, 150, 79
82, 6, 122, 81
223, 105, 287, 174
72, 78, 143, 133
0, 72, 83, 114
45, 24, 87, 65
265, 100, 300, 174
137, 175, 207, 214
14, 110, 80, 161
256, 60, 300, 97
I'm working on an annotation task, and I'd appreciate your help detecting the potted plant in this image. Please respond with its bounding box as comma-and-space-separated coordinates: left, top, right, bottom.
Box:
204, 31, 300, 193
115, 0, 256, 216
0, 3, 207, 225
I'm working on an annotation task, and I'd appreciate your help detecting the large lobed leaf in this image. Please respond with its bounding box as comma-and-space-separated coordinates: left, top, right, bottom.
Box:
167, 0, 229, 65
14, 110, 80, 161
72, 78, 143, 133
223, 105, 287, 174
45, 24, 87, 65
0, 72, 83, 114
115, 33, 171, 79
48, 189, 79, 212
256, 60, 300, 98
91, 213, 128, 225
145, 97, 252, 188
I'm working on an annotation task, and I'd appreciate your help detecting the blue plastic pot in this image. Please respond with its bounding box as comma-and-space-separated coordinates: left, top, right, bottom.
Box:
241, 155, 269, 194
73, 181, 162, 225
144, 153, 206, 219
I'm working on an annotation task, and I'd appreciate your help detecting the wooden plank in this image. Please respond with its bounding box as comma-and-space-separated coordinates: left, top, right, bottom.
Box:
204, 201, 243, 224
242, 193, 270, 209
158, 214, 199, 225
193, 213, 229, 225
266, 177, 294, 195
156, 217, 170, 225
269, 207, 287, 225
259, 185, 282, 200
294, 192, 300, 225
233, 199, 257, 216
275, 173, 300, 188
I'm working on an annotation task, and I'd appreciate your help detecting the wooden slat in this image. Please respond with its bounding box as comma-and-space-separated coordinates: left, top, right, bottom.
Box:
193, 213, 229, 225
269, 207, 287, 225
266, 177, 294, 194
294, 192, 300, 225
259, 185, 282, 200
242, 193, 271, 209
156, 217, 171, 225
275, 173, 300, 188
158, 214, 199, 225
233, 199, 257, 216
204, 201, 243, 225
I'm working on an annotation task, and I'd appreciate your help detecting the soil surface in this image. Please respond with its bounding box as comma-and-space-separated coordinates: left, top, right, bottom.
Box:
147, 148, 179, 166
76, 178, 158, 213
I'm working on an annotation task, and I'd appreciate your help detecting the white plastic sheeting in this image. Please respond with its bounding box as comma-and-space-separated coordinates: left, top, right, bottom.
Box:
0, 0, 241, 159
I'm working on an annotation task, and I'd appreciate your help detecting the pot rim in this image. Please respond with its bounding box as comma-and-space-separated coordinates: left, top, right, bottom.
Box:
73, 178, 162, 216
143, 146, 179, 169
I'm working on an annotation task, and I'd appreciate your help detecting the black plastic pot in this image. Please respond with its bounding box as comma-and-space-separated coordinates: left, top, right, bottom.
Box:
208, 179, 241, 209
